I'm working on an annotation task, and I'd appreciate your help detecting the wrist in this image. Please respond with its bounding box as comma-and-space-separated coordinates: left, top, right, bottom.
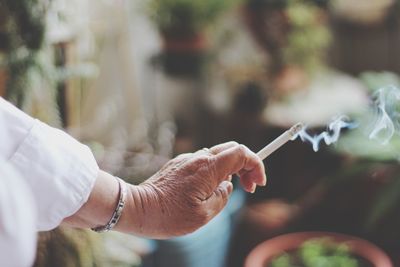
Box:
91, 177, 127, 233
115, 182, 170, 238
113, 184, 144, 234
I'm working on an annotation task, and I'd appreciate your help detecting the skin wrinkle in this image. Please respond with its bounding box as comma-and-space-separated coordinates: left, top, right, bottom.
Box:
125, 185, 145, 235
199, 163, 219, 202
137, 184, 147, 219
72, 142, 266, 239
209, 156, 219, 189
137, 185, 146, 234
142, 154, 214, 236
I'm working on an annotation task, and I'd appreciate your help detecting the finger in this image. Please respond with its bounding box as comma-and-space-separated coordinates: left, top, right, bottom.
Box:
209, 141, 239, 154
194, 141, 238, 158
213, 144, 267, 187
239, 166, 267, 187
238, 145, 266, 186
193, 148, 211, 156
239, 176, 257, 193
230, 173, 253, 192
203, 180, 233, 219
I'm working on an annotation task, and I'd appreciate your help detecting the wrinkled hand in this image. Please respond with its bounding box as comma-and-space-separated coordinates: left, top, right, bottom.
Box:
128, 142, 266, 239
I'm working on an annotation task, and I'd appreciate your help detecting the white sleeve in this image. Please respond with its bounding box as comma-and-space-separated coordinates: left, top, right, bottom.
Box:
0, 161, 37, 267
0, 98, 99, 231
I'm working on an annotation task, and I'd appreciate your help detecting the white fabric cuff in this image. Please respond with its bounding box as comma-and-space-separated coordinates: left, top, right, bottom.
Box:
9, 120, 99, 231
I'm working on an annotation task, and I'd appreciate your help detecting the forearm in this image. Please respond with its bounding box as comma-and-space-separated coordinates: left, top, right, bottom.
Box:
62, 169, 208, 239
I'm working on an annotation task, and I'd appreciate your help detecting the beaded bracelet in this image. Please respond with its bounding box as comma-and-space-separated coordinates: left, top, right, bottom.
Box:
91, 177, 127, 233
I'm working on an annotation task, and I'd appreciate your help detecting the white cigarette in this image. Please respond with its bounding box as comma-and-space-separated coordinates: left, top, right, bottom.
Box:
257, 123, 304, 160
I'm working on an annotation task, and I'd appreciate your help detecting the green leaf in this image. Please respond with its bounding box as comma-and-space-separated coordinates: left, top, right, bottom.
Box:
365, 175, 400, 230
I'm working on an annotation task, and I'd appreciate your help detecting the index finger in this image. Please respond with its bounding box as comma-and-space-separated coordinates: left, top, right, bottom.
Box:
213, 144, 266, 191
209, 141, 239, 154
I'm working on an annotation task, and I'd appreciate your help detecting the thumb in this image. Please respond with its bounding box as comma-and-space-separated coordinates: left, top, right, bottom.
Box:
203, 180, 234, 219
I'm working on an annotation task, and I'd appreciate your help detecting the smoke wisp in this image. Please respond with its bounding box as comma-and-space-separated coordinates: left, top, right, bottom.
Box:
294, 115, 357, 152
368, 85, 400, 145
293, 85, 400, 151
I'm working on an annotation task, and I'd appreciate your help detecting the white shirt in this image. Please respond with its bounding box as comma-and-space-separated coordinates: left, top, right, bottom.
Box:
0, 160, 37, 267
0, 97, 99, 266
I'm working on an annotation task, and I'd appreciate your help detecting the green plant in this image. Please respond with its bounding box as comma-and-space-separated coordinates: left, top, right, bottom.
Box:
0, 0, 53, 108
243, 0, 331, 75
147, 0, 243, 35
269, 238, 363, 267
283, 0, 331, 73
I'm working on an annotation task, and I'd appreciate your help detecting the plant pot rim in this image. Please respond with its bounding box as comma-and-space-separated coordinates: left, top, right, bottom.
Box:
161, 32, 207, 53
244, 231, 393, 267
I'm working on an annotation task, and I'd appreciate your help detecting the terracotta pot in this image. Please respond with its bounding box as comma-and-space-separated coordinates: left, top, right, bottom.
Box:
156, 32, 207, 77
161, 32, 207, 53
244, 232, 393, 267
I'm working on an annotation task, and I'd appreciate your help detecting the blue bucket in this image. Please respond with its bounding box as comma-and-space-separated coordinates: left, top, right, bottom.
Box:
143, 188, 246, 267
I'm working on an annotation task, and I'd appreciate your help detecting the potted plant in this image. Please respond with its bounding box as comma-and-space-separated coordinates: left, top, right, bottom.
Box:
242, 0, 331, 95
245, 232, 393, 267
147, 0, 242, 76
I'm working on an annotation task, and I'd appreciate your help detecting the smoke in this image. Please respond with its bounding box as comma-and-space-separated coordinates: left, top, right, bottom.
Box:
294, 115, 357, 152
293, 85, 400, 151
368, 85, 400, 145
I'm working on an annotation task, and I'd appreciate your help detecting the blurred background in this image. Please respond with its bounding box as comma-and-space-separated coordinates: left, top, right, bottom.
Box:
1, 0, 400, 266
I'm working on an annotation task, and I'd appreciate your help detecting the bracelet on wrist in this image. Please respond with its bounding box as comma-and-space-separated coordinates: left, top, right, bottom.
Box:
91, 177, 127, 233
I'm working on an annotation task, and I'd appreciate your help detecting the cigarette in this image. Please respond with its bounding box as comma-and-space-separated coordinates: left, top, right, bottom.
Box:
257, 123, 304, 160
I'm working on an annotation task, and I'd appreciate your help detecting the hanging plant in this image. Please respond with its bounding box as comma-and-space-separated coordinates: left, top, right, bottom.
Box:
0, 0, 51, 108
147, 0, 243, 77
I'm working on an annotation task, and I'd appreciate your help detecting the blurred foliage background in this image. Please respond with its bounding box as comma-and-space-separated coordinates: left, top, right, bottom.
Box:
1, 0, 400, 266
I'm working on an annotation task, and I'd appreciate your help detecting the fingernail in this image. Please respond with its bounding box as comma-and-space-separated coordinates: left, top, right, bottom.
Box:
227, 181, 234, 194
262, 176, 267, 186
251, 184, 256, 193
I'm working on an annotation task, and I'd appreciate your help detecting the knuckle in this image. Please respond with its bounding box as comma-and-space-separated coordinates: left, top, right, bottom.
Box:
227, 141, 239, 146
174, 154, 185, 162
175, 153, 191, 162
197, 154, 210, 162
237, 144, 247, 155
194, 155, 212, 168
180, 155, 209, 174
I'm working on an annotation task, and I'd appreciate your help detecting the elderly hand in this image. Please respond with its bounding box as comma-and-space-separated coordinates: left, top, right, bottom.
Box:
126, 142, 266, 239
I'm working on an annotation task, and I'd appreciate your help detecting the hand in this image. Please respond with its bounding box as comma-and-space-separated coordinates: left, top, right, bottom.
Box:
126, 142, 266, 239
